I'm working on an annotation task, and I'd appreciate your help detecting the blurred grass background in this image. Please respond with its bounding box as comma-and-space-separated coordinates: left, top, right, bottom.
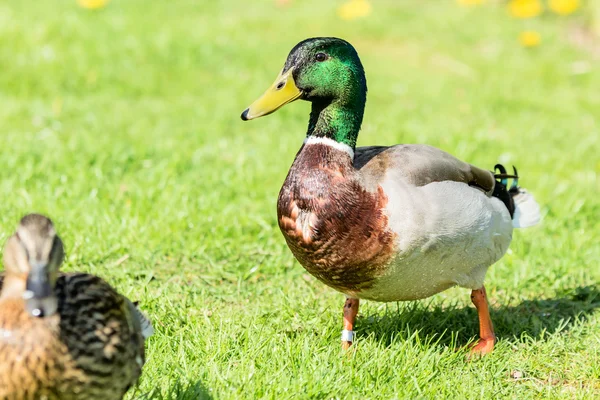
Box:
0, 0, 599, 398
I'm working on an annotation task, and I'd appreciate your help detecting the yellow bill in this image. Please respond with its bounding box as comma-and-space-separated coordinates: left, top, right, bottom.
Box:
241, 68, 302, 121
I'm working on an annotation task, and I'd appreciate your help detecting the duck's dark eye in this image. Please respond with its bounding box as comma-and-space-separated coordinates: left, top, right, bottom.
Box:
315, 53, 327, 62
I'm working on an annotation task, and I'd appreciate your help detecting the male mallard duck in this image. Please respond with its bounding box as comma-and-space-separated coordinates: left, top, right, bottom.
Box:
0, 214, 153, 399
241, 37, 540, 355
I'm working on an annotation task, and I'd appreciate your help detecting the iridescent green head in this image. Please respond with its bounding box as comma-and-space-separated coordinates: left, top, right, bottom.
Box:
241, 37, 367, 148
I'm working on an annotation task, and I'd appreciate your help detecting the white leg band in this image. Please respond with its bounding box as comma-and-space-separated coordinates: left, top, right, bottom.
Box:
341, 329, 355, 342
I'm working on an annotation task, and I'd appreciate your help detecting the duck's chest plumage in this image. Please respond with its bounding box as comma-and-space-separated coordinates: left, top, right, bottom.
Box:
277, 143, 397, 296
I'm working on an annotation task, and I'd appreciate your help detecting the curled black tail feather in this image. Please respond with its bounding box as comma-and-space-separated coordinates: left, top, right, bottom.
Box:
492, 164, 520, 218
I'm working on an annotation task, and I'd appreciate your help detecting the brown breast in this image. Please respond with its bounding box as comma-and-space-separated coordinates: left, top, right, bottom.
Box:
0, 299, 71, 400
277, 144, 396, 296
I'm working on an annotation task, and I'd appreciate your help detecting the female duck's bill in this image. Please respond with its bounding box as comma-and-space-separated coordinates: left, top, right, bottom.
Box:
23, 262, 59, 317
3, 213, 64, 318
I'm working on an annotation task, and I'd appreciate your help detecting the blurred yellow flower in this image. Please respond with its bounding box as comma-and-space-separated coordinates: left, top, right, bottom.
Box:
456, 0, 485, 6
337, 0, 372, 21
548, 0, 580, 15
508, 0, 542, 19
519, 31, 541, 47
77, 0, 109, 10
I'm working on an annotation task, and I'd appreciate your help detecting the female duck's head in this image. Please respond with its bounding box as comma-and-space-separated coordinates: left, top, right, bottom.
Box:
2, 214, 64, 318
241, 37, 367, 148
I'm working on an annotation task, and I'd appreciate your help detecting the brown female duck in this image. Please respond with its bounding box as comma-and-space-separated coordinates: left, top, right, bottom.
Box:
0, 214, 153, 399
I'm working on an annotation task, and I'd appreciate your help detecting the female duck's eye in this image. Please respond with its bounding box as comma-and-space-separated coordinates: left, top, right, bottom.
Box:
315, 53, 327, 62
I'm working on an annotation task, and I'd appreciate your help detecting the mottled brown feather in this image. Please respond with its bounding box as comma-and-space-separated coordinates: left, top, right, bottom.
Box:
0, 273, 145, 400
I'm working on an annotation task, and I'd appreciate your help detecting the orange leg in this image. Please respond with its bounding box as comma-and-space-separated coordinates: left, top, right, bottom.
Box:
342, 297, 359, 350
469, 286, 496, 356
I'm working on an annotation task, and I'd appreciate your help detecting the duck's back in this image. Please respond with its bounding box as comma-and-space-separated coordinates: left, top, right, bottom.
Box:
0, 273, 145, 400
55, 273, 145, 399
354, 144, 496, 193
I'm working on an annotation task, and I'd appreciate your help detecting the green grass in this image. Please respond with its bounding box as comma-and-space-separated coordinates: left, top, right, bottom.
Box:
1, 0, 599, 398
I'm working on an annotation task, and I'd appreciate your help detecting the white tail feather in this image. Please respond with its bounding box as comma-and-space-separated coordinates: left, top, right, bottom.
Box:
128, 300, 155, 339
512, 189, 541, 228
